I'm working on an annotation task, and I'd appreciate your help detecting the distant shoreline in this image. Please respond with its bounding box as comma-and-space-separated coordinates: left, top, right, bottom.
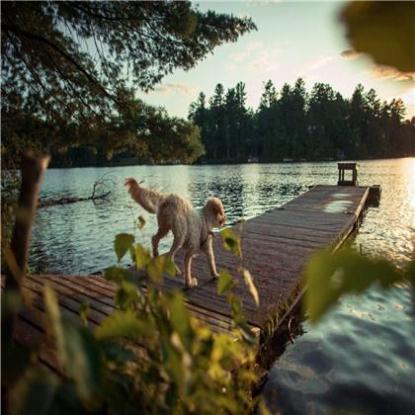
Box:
47, 155, 414, 169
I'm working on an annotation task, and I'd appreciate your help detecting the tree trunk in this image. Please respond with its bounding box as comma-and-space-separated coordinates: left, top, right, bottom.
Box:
6, 152, 50, 288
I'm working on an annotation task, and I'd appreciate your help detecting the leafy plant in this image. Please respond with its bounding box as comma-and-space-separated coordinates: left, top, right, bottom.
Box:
2, 231, 260, 414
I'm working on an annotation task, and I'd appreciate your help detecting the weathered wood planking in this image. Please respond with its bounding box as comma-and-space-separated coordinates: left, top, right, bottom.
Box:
165, 185, 370, 330
4, 184, 370, 371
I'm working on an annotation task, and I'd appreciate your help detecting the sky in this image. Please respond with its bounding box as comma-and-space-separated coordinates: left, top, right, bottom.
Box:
140, 1, 415, 119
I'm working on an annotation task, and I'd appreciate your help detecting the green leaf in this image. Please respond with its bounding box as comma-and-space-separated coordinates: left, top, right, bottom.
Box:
220, 228, 242, 258
114, 233, 135, 262
79, 301, 90, 327
114, 281, 140, 310
148, 254, 176, 282
340, 2, 415, 72
304, 248, 403, 324
44, 283, 65, 361
133, 244, 151, 270
59, 320, 102, 402
9, 368, 59, 415
95, 310, 149, 341
228, 294, 243, 322
104, 266, 135, 285
100, 342, 136, 366
52, 382, 83, 414
241, 268, 259, 307
44, 284, 102, 402
1, 341, 32, 388
166, 292, 193, 351
1, 289, 23, 320
217, 269, 234, 295
137, 215, 146, 230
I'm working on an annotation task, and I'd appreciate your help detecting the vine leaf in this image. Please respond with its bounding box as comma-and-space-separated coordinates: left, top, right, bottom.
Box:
220, 228, 242, 258
114, 233, 135, 262
217, 269, 235, 295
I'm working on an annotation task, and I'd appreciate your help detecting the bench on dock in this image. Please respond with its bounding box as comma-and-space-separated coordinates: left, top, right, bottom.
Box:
4, 184, 372, 374
338, 162, 358, 186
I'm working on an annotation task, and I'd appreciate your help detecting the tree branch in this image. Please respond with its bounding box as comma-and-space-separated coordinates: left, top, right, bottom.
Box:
3, 23, 112, 99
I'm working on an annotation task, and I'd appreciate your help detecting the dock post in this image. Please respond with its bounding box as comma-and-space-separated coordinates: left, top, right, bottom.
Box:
368, 185, 381, 206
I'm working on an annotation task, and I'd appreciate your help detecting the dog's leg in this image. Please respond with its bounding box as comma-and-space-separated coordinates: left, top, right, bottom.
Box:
207, 247, 219, 279
184, 251, 198, 289
168, 235, 183, 276
152, 227, 167, 258
203, 238, 219, 279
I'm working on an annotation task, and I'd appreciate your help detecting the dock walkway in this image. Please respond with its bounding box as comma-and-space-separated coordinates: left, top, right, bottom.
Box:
6, 184, 370, 372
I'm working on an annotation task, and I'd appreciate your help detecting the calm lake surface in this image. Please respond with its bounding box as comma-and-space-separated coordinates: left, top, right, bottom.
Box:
31, 158, 415, 414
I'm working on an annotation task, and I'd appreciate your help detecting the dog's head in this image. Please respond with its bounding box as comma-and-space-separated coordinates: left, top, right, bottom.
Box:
204, 197, 226, 227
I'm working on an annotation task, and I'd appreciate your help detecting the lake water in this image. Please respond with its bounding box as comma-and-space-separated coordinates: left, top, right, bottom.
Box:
31, 158, 415, 414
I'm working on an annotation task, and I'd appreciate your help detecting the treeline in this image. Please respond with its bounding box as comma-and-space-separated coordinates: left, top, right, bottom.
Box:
2, 97, 205, 169
188, 79, 415, 162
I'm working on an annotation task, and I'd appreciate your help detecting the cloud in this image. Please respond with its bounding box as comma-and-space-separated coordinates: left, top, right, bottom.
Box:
152, 83, 197, 97
399, 88, 415, 117
246, 0, 282, 5
340, 49, 362, 60
230, 41, 264, 64
249, 51, 280, 73
400, 88, 415, 103
229, 41, 280, 74
369, 66, 415, 82
303, 56, 335, 73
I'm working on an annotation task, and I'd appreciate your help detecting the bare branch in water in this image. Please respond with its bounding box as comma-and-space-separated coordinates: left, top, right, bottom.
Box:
38, 173, 115, 208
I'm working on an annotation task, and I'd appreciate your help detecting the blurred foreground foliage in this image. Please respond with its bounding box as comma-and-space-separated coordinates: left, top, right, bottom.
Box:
341, 1, 415, 73
303, 1, 415, 324
2, 230, 261, 415
304, 248, 415, 324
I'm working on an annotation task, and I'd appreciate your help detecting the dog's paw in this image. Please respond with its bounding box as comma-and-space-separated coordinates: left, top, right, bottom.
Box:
184, 277, 198, 290
211, 272, 220, 279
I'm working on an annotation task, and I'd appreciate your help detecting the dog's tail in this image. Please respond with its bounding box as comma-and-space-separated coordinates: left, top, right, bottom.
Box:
125, 178, 164, 214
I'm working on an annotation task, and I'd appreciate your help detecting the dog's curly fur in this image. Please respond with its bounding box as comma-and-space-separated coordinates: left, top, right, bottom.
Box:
125, 178, 226, 288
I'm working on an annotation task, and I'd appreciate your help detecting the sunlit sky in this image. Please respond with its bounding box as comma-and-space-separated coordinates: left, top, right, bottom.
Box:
140, 1, 414, 119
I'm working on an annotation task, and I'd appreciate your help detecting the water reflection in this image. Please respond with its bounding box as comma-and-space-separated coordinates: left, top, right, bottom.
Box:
31, 158, 415, 414
261, 158, 415, 415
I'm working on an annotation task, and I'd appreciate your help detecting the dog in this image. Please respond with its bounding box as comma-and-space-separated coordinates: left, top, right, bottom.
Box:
125, 178, 226, 289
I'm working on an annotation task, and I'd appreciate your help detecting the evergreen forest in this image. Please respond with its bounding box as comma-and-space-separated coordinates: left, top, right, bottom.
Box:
50, 79, 415, 166
189, 79, 415, 163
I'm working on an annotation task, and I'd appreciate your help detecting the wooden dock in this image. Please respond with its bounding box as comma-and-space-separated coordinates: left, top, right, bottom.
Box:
5, 184, 371, 372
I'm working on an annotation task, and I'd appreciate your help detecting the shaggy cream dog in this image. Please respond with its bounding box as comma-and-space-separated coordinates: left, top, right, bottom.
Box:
125, 178, 226, 289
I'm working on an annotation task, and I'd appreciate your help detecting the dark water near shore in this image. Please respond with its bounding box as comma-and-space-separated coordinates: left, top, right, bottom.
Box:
31, 158, 415, 414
